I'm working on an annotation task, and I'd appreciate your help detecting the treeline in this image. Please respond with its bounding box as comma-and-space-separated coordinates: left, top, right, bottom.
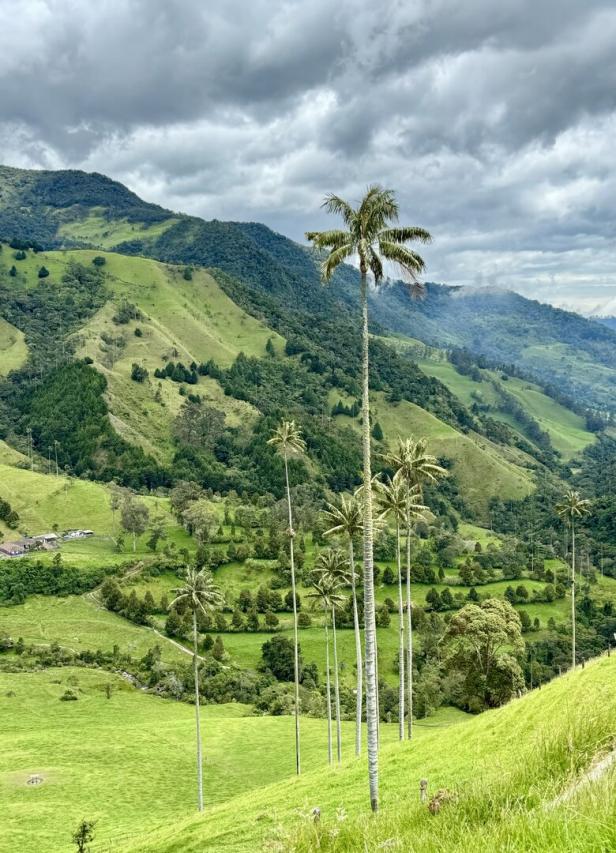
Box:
0, 557, 105, 604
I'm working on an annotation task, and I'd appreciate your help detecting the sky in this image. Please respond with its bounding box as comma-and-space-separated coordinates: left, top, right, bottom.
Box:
1, 0, 616, 314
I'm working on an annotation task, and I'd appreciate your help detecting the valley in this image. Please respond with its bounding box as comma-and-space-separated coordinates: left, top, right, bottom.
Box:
1, 167, 615, 852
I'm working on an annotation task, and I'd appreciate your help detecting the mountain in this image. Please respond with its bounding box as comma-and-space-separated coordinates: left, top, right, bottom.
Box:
1, 164, 614, 415
0, 164, 611, 520
596, 316, 616, 332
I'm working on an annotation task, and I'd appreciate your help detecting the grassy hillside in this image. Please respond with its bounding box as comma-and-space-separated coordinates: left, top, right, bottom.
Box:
0, 316, 27, 375
118, 653, 616, 852
330, 388, 534, 513
0, 463, 192, 562
0, 667, 406, 853
416, 354, 596, 461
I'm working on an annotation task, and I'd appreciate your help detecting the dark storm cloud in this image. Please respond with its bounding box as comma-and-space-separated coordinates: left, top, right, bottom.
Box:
1, 0, 616, 311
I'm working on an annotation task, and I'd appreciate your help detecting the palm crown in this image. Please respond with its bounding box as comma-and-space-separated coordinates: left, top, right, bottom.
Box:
323, 493, 363, 541
170, 567, 223, 615
267, 419, 306, 457
376, 471, 427, 526
305, 185, 432, 294
385, 437, 447, 490
556, 489, 592, 522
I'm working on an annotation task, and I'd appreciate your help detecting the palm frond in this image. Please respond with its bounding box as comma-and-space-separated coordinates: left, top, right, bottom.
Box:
378, 242, 426, 281
322, 242, 356, 281
305, 229, 352, 251
368, 247, 384, 283
378, 226, 432, 245
321, 194, 355, 227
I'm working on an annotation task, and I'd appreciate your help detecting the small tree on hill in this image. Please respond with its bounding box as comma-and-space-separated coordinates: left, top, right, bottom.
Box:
121, 497, 150, 552
72, 820, 96, 853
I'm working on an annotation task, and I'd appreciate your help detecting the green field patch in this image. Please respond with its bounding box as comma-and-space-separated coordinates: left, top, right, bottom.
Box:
0, 316, 27, 375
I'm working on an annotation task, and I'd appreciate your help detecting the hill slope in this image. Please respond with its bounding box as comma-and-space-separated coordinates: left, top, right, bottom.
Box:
118, 653, 616, 852
1, 164, 615, 414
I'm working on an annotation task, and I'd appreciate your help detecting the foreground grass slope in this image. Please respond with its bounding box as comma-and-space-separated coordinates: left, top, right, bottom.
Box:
120, 654, 616, 852
0, 667, 401, 853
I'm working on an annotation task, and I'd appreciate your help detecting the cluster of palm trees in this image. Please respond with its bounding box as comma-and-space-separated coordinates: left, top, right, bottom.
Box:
175, 186, 443, 814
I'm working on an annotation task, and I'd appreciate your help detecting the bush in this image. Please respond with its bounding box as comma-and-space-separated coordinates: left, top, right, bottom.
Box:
131, 363, 149, 382
60, 689, 78, 701
92, 256, 106, 267
38, 266, 49, 278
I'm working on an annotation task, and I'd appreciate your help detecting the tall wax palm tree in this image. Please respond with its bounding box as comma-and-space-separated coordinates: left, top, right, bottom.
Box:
385, 437, 445, 738
323, 493, 364, 756
267, 419, 306, 775
376, 472, 427, 740
308, 557, 348, 764
307, 187, 431, 811
556, 489, 591, 670
169, 567, 223, 812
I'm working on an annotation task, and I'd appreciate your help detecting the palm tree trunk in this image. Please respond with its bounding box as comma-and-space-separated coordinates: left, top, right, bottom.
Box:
405, 515, 413, 739
332, 606, 342, 763
284, 452, 301, 775
325, 621, 332, 765
396, 520, 405, 740
349, 539, 362, 757
571, 519, 576, 670
193, 610, 204, 812
360, 269, 379, 812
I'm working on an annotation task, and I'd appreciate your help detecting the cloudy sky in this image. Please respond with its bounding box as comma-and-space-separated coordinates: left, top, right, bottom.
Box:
2, 0, 616, 314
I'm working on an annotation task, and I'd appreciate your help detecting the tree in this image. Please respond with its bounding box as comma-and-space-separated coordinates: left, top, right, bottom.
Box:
556, 489, 592, 670
307, 560, 347, 765
376, 471, 426, 740
444, 598, 524, 711
308, 187, 431, 810
130, 363, 149, 382
385, 437, 445, 739
38, 265, 49, 278
72, 820, 96, 853
170, 567, 223, 812
9, 265, 17, 277
146, 513, 167, 553
267, 419, 306, 776
261, 634, 300, 681
92, 256, 106, 267
120, 496, 150, 552
323, 492, 364, 756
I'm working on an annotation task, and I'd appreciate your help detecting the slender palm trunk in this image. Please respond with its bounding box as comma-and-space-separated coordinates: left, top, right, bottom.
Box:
405, 514, 413, 739
284, 453, 301, 775
571, 519, 576, 670
395, 520, 405, 740
192, 610, 204, 812
325, 621, 333, 764
349, 539, 363, 757
332, 606, 342, 763
360, 269, 379, 812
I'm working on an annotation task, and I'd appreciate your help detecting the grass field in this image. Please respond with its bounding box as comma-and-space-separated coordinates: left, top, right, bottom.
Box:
416, 353, 595, 461
57, 209, 179, 248
0, 463, 192, 564
0, 316, 27, 375
0, 667, 408, 853
330, 388, 534, 516
117, 652, 616, 852
0, 595, 187, 665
